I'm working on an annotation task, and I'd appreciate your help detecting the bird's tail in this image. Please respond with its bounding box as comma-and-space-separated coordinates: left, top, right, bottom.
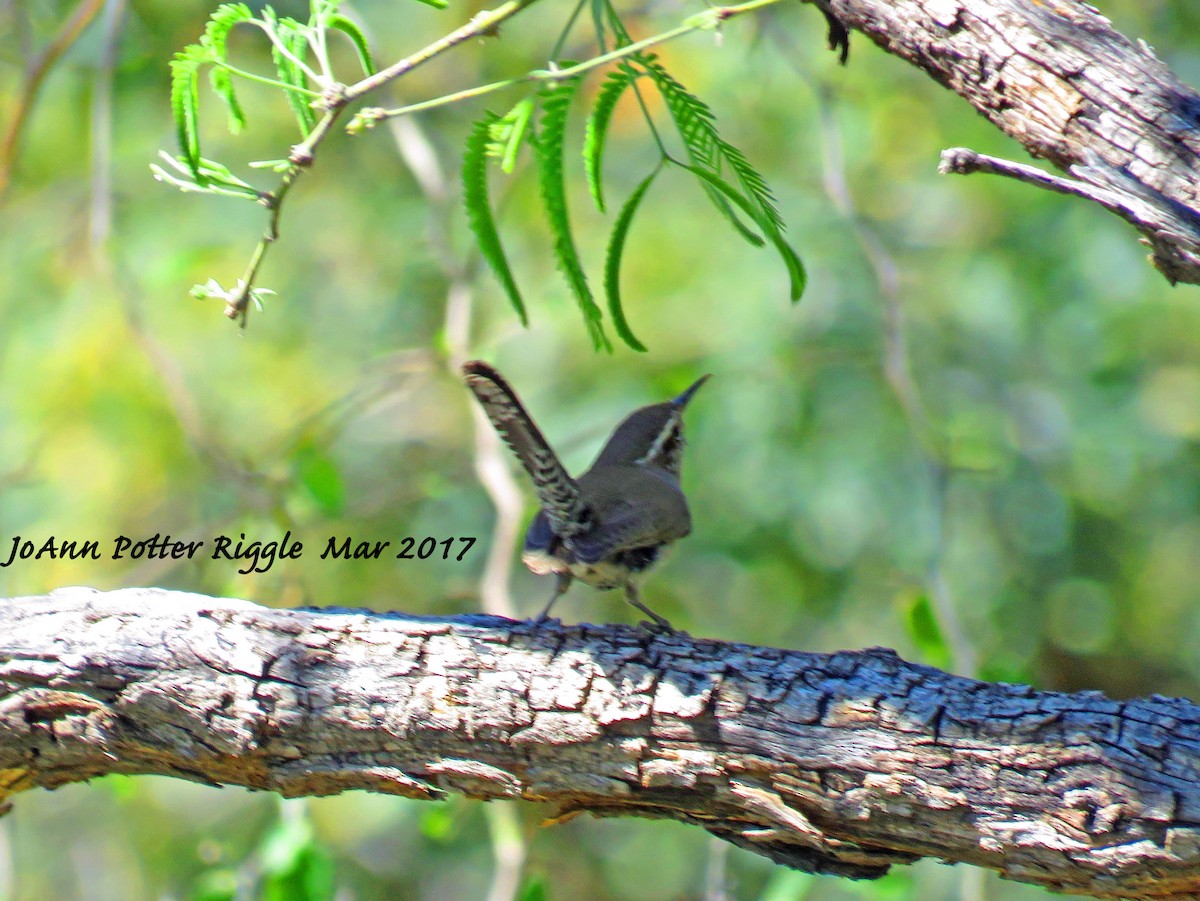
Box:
462, 361, 589, 536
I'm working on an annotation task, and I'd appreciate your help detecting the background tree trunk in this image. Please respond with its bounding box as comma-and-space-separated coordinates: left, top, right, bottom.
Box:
3, 588, 1200, 898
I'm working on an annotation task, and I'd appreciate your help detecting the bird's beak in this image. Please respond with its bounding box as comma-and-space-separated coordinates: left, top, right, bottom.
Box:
671, 374, 711, 409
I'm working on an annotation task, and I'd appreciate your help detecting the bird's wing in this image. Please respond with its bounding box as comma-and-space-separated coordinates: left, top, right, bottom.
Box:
569, 467, 691, 563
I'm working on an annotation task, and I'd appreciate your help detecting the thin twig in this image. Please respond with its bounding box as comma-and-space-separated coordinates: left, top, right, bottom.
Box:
346, 0, 540, 100
703, 836, 731, 901
221, 0, 544, 324
0, 0, 107, 194
484, 802, 527, 901
941, 146, 1200, 244
0, 816, 11, 899
248, 19, 327, 87
350, 0, 788, 129
88, 0, 125, 248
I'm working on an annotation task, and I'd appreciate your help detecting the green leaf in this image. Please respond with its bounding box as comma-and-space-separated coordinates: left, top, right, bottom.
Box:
535, 72, 610, 351
209, 67, 246, 134
194, 156, 254, 188
648, 57, 787, 221
293, 444, 345, 515
190, 869, 238, 901
771, 222, 807, 301
599, 0, 633, 46
327, 14, 376, 75
271, 22, 316, 134
260, 814, 313, 875
590, 0, 609, 51
978, 657, 1035, 686
153, 151, 258, 197
757, 871, 817, 901
419, 802, 457, 842
679, 162, 807, 300
201, 3, 253, 60
644, 57, 763, 234
310, 0, 341, 23
643, 56, 805, 298
583, 65, 637, 212
261, 847, 334, 901
258, 813, 335, 901
517, 874, 549, 901
487, 97, 535, 174
463, 114, 527, 325
904, 592, 951, 671
169, 47, 205, 179
602, 169, 657, 352
151, 160, 259, 199
675, 162, 759, 227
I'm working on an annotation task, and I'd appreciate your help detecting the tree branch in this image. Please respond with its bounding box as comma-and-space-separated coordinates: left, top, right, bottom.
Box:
2, 588, 1200, 896
811, 0, 1200, 286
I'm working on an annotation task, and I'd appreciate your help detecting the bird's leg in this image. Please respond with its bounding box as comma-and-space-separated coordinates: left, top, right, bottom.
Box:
534, 572, 572, 623
624, 581, 673, 631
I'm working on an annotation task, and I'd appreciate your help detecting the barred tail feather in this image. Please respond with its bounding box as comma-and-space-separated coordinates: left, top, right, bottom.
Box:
462, 361, 588, 535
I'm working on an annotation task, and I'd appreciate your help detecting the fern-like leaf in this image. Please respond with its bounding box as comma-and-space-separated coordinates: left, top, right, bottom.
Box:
201, 3, 252, 59
583, 65, 637, 212
169, 47, 205, 179
463, 114, 527, 325
772, 225, 808, 301
679, 165, 754, 217
209, 67, 246, 134
644, 57, 770, 232
328, 14, 376, 75
715, 137, 783, 230
536, 73, 609, 350
596, 0, 633, 47
681, 163, 807, 300
151, 151, 260, 199
647, 57, 806, 300
311, 0, 342, 22
590, 0, 609, 51
488, 98, 535, 174
271, 22, 316, 134
603, 170, 658, 352
650, 71, 761, 241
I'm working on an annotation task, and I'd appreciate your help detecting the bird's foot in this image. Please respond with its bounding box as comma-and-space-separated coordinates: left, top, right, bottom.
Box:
639, 614, 676, 634
626, 592, 675, 633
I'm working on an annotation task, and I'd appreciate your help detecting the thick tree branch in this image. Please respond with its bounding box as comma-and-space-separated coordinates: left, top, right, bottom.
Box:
811, 0, 1200, 286
2, 589, 1200, 896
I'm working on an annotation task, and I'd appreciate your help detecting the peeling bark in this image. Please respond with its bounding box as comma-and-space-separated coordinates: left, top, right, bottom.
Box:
809, 0, 1200, 286
2, 588, 1200, 897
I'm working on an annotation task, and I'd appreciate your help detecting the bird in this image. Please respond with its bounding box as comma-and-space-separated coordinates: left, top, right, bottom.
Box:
462, 360, 709, 629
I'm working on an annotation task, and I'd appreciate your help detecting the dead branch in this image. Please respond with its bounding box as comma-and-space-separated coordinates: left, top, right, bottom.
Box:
810, 0, 1200, 286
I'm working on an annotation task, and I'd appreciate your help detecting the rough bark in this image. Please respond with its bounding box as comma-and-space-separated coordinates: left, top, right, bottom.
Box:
810, 0, 1200, 287
2, 589, 1200, 896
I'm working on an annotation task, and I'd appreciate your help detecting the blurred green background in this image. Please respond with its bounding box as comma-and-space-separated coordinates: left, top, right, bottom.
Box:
4, 0, 1200, 898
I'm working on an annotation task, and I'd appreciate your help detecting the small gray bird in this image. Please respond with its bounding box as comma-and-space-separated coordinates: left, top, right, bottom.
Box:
462, 361, 709, 629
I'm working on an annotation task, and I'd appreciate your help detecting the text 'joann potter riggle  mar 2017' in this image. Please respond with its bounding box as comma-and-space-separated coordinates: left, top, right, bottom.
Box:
0, 533, 476, 574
